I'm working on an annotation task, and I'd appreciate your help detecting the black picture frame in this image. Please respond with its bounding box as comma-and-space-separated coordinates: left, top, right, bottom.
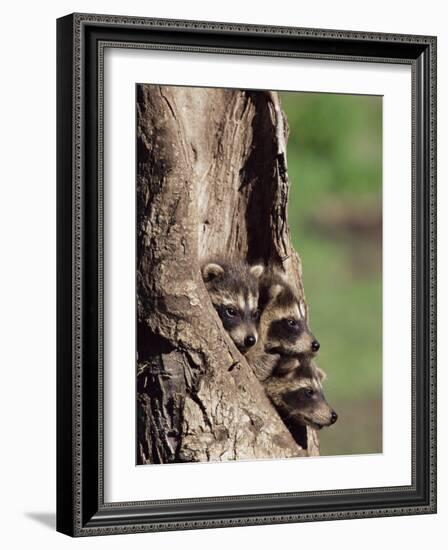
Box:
57, 13, 437, 537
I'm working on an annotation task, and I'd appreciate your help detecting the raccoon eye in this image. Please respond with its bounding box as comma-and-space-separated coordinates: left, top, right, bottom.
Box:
287, 318, 298, 327
225, 306, 237, 317
252, 309, 260, 320
304, 388, 314, 398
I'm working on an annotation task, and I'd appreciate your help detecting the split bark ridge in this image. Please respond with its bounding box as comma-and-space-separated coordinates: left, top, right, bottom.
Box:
136, 85, 318, 464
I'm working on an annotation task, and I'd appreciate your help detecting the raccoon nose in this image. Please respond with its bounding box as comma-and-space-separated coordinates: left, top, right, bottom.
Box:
311, 340, 320, 352
244, 335, 256, 348
330, 411, 338, 424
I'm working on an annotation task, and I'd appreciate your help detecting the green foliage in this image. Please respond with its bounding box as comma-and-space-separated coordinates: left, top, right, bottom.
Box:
283, 92, 382, 205
281, 92, 382, 456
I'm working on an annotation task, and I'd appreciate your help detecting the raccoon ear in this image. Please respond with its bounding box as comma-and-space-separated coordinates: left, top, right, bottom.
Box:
269, 283, 284, 300
273, 358, 300, 378
250, 264, 264, 279
202, 262, 224, 282
314, 366, 327, 382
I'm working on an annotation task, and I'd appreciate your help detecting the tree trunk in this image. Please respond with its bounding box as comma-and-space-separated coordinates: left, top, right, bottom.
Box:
136, 84, 318, 464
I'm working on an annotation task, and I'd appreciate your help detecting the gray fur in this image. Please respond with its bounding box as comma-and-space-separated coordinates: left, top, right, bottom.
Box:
201, 258, 264, 354
264, 359, 337, 430
247, 268, 319, 381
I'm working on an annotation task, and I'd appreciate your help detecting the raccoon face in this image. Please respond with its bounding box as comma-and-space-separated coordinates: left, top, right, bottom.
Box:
214, 301, 260, 353
266, 316, 319, 356
262, 283, 320, 357
201, 260, 264, 354
265, 364, 337, 430
282, 382, 337, 430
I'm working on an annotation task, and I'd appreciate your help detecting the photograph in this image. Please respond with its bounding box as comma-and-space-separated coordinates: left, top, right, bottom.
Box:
136, 84, 382, 464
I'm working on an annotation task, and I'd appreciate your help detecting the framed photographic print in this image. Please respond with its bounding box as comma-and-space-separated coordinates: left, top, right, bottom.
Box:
56, 13, 437, 536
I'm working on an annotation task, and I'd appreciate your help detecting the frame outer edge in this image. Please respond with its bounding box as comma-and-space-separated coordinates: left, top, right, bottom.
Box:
72, 11, 436, 44
428, 35, 437, 514
73, 13, 84, 537
56, 13, 76, 537
58, 13, 437, 536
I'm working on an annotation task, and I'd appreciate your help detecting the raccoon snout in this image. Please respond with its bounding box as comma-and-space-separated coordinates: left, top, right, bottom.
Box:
311, 340, 320, 353
244, 335, 256, 348
330, 411, 338, 424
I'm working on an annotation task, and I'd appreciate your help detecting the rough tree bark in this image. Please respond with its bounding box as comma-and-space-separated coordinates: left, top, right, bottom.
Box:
136, 85, 319, 464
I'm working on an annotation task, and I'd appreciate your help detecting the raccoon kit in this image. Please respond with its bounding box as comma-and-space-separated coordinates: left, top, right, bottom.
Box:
247, 270, 320, 382
201, 259, 264, 354
264, 360, 337, 432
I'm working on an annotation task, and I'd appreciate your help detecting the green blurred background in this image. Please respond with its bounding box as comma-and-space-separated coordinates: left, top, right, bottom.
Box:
280, 92, 382, 456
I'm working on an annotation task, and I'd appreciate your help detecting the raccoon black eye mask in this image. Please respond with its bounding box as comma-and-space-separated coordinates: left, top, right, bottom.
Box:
216, 304, 260, 323
268, 317, 306, 344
